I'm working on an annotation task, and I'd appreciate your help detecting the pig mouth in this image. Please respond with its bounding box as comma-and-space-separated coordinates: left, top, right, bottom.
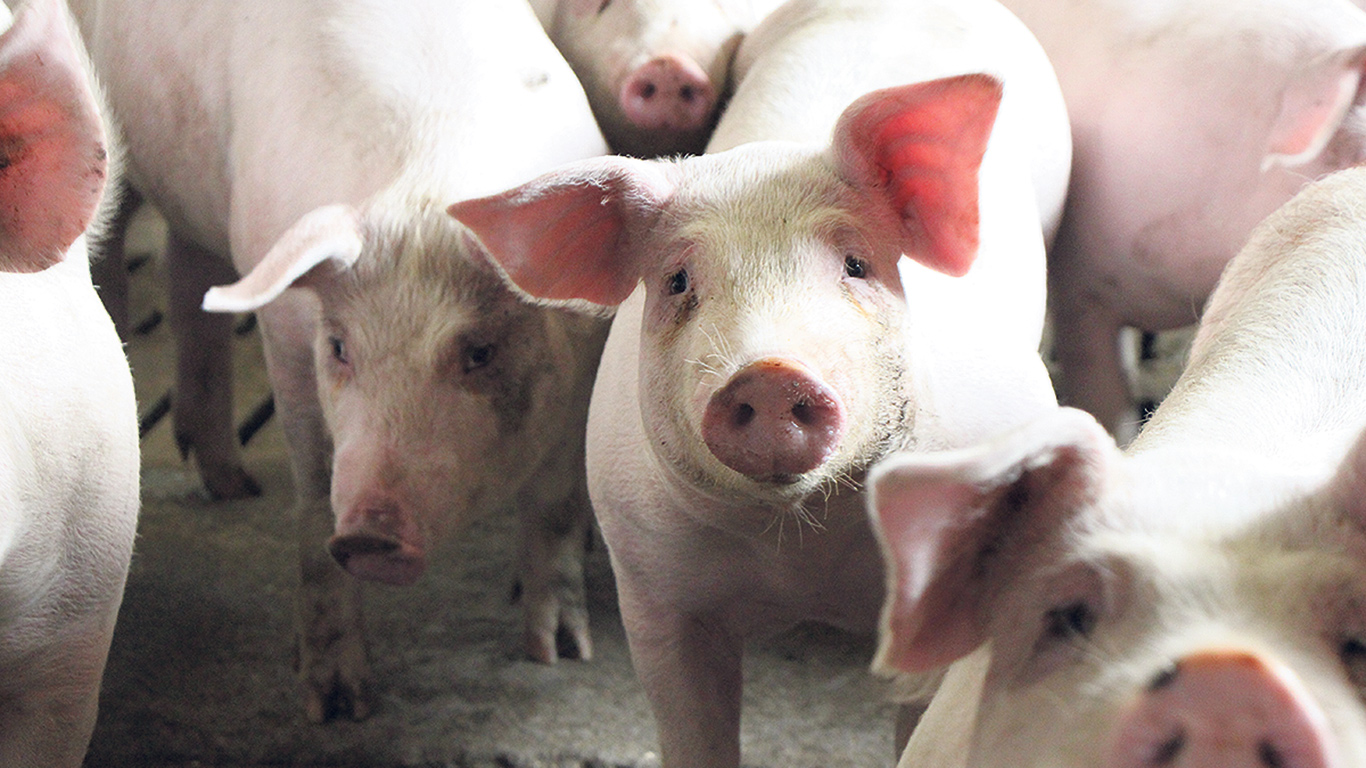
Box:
327, 533, 427, 586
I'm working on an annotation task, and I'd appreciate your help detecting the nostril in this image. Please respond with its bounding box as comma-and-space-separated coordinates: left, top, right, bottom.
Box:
640, 82, 656, 100
791, 401, 815, 426
1152, 729, 1185, 765
734, 403, 755, 428
680, 84, 696, 101
1260, 740, 1285, 768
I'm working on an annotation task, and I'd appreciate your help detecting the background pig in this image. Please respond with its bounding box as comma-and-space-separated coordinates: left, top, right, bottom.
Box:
872, 166, 1366, 767
530, 0, 785, 157
70, 0, 610, 722
994, 0, 1366, 438
0, 0, 138, 765
452, 0, 1067, 763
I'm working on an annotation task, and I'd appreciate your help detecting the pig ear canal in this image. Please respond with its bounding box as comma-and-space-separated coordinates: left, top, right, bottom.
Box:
831, 73, 1003, 278
201, 204, 366, 313
868, 407, 1114, 676
1264, 48, 1366, 171
448, 156, 676, 308
0, 0, 109, 273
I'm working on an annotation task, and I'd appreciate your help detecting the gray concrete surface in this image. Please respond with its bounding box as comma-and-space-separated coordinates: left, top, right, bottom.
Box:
81, 206, 902, 768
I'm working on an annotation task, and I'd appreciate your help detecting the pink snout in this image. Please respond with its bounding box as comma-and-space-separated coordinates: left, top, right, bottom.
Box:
327, 499, 427, 586
618, 54, 716, 132
702, 358, 846, 481
1108, 650, 1335, 768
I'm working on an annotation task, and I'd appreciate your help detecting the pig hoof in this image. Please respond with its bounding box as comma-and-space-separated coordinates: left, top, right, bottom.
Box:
200, 463, 263, 500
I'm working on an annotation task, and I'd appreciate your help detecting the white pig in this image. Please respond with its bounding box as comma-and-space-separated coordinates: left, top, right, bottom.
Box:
0, 0, 138, 765
70, 0, 610, 723
451, 0, 1067, 764
994, 0, 1366, 438
532, 0, 786, 157
872, 166, 1366, 767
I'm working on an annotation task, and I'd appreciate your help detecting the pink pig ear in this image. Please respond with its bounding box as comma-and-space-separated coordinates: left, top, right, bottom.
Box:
831, 74, 1002, 277
201, 205, 364, 312
1264, 47, 1366, 171
449, 155, 677, 307
0, 0, 108, 273
868, 407, 1114, 675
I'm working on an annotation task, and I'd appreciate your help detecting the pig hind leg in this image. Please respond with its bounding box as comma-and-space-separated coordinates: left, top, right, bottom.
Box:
166, 230, 261, 499
89, 182, 144, 342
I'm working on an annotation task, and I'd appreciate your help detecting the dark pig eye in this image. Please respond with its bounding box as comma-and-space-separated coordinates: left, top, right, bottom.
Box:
1043, 600, 1097, 643
1341, 636, 1366, 689
666, 268, 689, 296
464, 344, 496, 373
844, 255, 869, 279
597, 0, 611, 14
328, 335, 348, 365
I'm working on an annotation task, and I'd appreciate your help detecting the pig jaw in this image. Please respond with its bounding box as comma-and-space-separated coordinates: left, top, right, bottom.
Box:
310, 208, 575, 585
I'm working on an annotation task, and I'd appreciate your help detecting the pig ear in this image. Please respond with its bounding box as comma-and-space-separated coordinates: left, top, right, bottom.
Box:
201, 205, 364, 312
1264, 49, 1366, 171
0, 0, 108, 273
1329, 424, 1366, 530
448, 156, 677, 307
868, 407, 1115, 675
831, 74, 1002, 278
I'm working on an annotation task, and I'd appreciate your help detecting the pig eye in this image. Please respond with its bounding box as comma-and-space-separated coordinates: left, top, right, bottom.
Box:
665, 268, 690, 296
1340, 636, 1366, 689
596, 0, 611, 14
328, 335, 349, 365
464, 343, 496, 373
1042, 600, 1097, 643
844, 255, 869, 279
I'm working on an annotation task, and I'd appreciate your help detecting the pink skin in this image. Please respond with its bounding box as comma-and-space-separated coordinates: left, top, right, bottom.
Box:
701, 357, 846, 480
1109, 650, 1334, 768
619, 53, 716, 132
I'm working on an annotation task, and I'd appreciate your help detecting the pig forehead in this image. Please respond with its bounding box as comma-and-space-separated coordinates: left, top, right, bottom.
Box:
665, 144, 867, 246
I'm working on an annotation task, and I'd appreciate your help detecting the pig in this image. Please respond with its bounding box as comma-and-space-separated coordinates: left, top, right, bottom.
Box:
532, 0, 786, 157
0, 0, 138, 765
871, 165, 1366, 767
993, 0, 1366, 438
451, 0, 1068, 763
70, 0, 611, 722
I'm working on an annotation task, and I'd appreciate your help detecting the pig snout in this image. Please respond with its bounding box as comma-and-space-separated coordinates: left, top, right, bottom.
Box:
327, 499, 427, 587
1108, 650, 1335, 768
618, 54, 716, 132
701, 358, 846, 481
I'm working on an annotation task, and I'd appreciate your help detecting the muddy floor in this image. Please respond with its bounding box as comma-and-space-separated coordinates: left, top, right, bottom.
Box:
80, 205, 1191, 768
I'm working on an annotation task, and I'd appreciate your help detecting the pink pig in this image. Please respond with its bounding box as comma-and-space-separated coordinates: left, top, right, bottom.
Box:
0, 0, 138, 765
452, 0, 1066, 763
531, 0, 785, 157
71, 0, 610, 723
873, 166, 1366, 767
996, 0, 1366, 437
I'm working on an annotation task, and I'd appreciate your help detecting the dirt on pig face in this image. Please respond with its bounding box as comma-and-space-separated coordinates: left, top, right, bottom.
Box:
309, 199, 605, 551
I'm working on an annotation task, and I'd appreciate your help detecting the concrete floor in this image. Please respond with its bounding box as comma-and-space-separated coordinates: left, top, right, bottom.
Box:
80, 206, 902, 768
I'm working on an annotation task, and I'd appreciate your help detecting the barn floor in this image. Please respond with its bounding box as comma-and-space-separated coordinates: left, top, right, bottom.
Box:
79, 205, 903, 768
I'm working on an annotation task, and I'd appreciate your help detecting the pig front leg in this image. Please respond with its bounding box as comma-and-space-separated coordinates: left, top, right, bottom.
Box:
255, 299, 373, 722
166, 230, 261, 499
619, 585, 744, 768
515, 462, 593, 663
